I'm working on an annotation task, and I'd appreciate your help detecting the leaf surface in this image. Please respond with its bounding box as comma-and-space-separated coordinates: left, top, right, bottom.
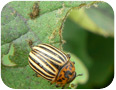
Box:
1, 1, 100, 89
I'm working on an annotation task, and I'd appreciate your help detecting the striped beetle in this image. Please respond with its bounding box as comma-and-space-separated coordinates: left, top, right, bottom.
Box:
28, 44, 82, 88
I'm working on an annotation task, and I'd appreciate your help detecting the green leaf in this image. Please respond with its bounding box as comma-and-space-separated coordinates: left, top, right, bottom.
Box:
63, 17, 114, 88
63, 18, 91, 88
69, 53, 88, 89
1, 65, 61, 89
1, 1, 97, 67
63, 19, 93, 68
69, 2, 114, 37
1, 1, 101, 89
6, 1, 93, 19
86, 33, 114, 88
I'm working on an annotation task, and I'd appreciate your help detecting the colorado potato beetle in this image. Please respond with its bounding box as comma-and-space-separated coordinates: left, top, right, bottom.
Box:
28, 44, 82, 88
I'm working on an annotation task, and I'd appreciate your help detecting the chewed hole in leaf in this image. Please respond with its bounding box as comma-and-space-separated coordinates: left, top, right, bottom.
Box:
2, 44, 17, 66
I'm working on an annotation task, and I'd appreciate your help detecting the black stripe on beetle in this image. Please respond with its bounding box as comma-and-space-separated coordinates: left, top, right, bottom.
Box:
30, 51, 56, 76
42, 44, 67, 61
38, 46, 65, 62
34, 49, 61, 70
29, 55, 55, 77
28, 60, 54, 79
32, 50, 56, 72
34, 48, 62, 64
29, 61, 52, 81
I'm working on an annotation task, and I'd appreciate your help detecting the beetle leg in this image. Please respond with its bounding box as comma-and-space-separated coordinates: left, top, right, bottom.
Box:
66, 53, 71, 59
71, 83, 75, 87
50, 79, 55, 85
33, 73, 41, 77
55, 84, 60, 87
50, 82, 52, 85
59, 83, 66, 89
33, 73, 37, 77
37, 74, 41, 77
62, 85, 65, 89
50, 80, 55, 85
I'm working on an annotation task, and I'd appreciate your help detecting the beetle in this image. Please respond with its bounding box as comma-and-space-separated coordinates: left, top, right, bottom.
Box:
28, 43, 82, 88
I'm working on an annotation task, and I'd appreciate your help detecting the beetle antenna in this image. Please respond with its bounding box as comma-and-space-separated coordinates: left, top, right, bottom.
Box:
76, 74, 83, 77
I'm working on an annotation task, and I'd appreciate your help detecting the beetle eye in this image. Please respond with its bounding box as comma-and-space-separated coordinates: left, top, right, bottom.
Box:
73, 61, 75, 64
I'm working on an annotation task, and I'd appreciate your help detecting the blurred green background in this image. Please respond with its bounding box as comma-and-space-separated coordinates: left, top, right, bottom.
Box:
63, 2, 114, 89
1, 1, 114, 89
